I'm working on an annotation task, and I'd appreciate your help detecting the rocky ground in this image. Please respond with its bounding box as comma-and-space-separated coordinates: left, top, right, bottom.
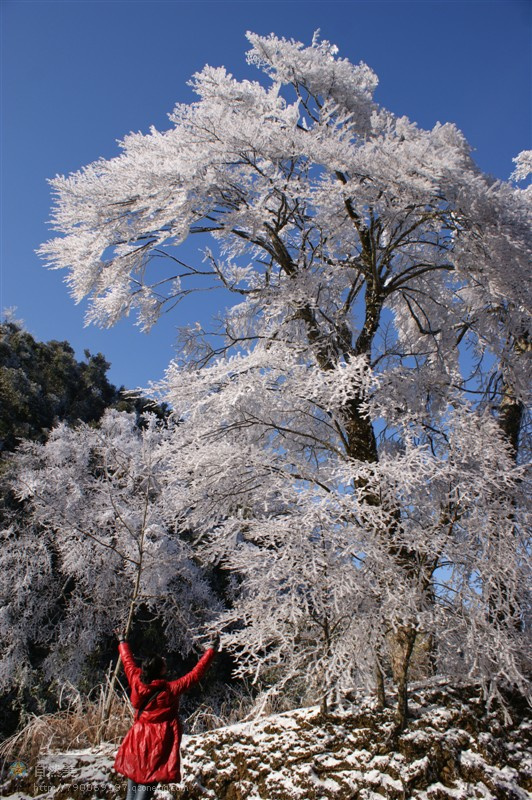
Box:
1, 680, 531, 799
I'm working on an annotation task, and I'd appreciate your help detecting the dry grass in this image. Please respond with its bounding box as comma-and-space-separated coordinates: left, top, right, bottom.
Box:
0, 678, 305, 769
184, 683, 309, 733
185, 687, 256, 733
0, 680, 132, 767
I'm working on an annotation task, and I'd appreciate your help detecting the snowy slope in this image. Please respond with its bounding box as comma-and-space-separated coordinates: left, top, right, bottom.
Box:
2, 681, 530, 800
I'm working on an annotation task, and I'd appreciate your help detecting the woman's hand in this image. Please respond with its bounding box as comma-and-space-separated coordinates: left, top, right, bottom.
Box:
113, 627, 127, 642
209, 633, 221, 652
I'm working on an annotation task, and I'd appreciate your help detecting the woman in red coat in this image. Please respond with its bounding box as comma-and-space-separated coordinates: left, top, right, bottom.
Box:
113, 631, 218, 799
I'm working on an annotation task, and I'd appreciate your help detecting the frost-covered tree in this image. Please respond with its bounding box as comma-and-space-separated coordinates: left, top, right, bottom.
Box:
0, 410, 216, 701
39, 33, 531, 724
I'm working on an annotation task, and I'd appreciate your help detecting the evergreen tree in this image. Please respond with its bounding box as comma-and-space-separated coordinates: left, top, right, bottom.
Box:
0, 320, 167, 455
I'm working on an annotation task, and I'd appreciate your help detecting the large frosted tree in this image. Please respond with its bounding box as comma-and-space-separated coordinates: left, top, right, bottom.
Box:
39, 33, 531, 724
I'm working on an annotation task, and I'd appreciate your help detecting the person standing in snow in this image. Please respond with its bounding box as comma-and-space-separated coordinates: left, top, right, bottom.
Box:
113, 629, 219, 799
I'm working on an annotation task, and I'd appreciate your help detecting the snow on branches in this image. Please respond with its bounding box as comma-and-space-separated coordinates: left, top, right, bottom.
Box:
1, 411, 217, 689
30, 32, 532, 716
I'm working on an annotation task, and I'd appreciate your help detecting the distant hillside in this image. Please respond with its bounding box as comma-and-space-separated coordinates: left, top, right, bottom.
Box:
0, 320, 167, 456
2, 680, 530, 800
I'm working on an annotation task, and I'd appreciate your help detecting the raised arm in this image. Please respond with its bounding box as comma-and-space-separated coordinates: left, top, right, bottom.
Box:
118, 641, 142, 690
169, 647, 216, 695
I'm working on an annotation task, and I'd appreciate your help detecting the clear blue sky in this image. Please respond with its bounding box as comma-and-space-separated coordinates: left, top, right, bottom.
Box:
1, 0, 530, 391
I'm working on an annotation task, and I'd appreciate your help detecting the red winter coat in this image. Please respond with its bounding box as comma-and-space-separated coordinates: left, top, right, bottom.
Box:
114, 642, 215, 784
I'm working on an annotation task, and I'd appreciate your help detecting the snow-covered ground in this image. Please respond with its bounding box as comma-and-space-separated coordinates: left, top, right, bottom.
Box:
2, 681, 531, 799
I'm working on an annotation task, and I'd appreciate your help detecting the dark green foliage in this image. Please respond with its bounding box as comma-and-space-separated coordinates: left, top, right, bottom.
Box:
0, 321, 168, 455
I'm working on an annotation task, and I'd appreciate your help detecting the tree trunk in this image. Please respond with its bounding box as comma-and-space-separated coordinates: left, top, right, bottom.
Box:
375, 659, 386, 710
390, 626, 417, 730
487, 371, 525, 630
99, 585, 139, 737
100, 486, 151, 737
425, 632, 437, 677
498, 380, 523, 461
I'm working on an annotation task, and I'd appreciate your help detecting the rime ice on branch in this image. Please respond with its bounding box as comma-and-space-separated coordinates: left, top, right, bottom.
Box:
36, 32, 531, 723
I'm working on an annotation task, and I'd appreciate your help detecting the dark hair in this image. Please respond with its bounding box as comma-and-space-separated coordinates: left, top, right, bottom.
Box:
140, 654, 166, 684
